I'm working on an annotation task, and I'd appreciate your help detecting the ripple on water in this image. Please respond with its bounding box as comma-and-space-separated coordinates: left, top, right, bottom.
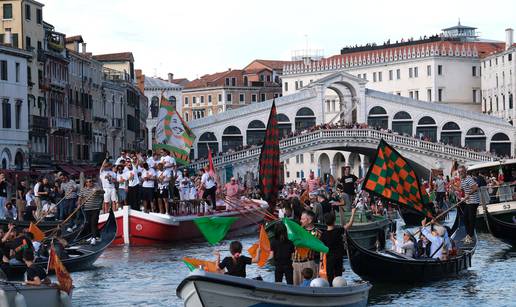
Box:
71, 233, 516, 307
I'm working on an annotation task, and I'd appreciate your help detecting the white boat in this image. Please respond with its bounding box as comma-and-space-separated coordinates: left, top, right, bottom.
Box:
0, 282, 72, 307
176, 270, 371, 307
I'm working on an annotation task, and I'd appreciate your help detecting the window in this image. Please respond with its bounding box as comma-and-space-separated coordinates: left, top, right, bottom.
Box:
427, 65, 431, 76
260, 93, 266, 101
363, 73, 367, 80
231, 77, 236, 86
472, 89, 477, 103
200, 96, 204, 103
296, 171, 300, 178
192, 96, 197, 104
266, 75, 271, 82
372, 72, 376, 82
225, 78, 230, 86
437, 65, 443, 75
208, 95, 212, 103
284, 82, 288, 91
36, 9, 42, 24
3, 4, 12, 19
396, 69, 400, 79
414, 67, 418, 78
239, 93, 244, 103
218, 94, 222, 102
226, 94, 232, 102
427, 89, 432, 101
409, 91, 414, 99
438, 88, 443, 102
259, 74, 264, 81
472, 66, 477, 77
25, 4, 31, 20
0, 60, 7, 80
388, 70, 393, 80
415, 91, 419, 100
509, 54, 512, 61
12, 34, 18, 48
37, 40, 42, 50
299, 81, 303, 88
357, 74, 361, 79
378, 71, 382, 82
310, 153, 315, 163
184, 97, 189, 105
25, 36, 31, 50
295, 81, 299, 90
15, 100, 21, 129
15, 62, 19, 82
251, 94, 257, 102
2, 99, 11, 128
409, 67, 413, 78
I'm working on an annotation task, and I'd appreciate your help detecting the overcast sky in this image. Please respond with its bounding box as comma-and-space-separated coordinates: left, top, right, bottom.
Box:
42, 0, 515, 81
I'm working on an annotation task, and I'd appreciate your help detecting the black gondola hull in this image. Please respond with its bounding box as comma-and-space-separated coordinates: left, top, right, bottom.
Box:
483, 206, 516, 245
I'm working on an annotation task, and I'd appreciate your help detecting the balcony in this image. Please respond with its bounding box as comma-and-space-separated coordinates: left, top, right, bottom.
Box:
30, 115, 49, 130
110, 118, 122, 129
50, 117, 72, 132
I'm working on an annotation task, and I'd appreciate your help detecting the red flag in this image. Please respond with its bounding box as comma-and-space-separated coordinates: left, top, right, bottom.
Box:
48, 245, 73, 294
208, 148, 215, 177
29, 223, 45, 242
247, 225, 271, 267
259, 100, 280, 211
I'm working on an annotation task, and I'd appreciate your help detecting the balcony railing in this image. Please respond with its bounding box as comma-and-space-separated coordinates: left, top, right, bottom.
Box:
50, 117, 72, 130
111, 118, 122, 129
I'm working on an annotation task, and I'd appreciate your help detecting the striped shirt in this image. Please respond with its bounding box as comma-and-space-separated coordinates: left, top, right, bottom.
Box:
79, 187, 104, 211
460, 176, 479, 204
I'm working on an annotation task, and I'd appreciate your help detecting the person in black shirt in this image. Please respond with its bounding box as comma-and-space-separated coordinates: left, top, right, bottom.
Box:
270, 222, 295, 284
23, 249, 49, 286
0, 173, 8, 219
216, 241, 259, 278
320, 208, 356, 286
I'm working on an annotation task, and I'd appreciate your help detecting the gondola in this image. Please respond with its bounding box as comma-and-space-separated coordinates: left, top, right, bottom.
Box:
482, 203, 516, 246
6, 209, 117, 280
346, 211, 476, 282
0, 281, 72, 307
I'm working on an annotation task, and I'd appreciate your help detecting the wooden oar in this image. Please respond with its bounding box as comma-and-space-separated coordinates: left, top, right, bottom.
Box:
411, 199, 465, 237
35, 190, 75, 225
223, 197, 275, 224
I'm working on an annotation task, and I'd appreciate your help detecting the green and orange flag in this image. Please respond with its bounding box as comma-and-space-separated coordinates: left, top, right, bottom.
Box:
363, 139, 434, 218
259, 100, 280, 211
153, 95, 195, 165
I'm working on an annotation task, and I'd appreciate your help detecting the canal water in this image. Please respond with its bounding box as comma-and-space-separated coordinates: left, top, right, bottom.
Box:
71, 232, 515, 307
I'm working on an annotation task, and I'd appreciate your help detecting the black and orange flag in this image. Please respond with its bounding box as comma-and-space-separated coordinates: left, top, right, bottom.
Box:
362, 139, 434, 218
259, 100, 280, 211
47, 245, 73, 294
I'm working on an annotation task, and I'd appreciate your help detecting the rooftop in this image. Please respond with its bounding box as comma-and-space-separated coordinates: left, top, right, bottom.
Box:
93, 52, 134, 62
65, 35, 84, 44
144, 76, 182, 90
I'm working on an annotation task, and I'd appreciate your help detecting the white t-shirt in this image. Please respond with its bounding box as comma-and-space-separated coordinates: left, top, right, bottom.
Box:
201, 172, 216, 189
160, 155, 176, 168
117, 172, 127, 190
33, 182, 41, 196
123, 168, 140, 187
100, 170, 117, 189
174, 170, 183, 187
141, 168, 156, 188
115, 155, 127, 165
157, 169, 171, 189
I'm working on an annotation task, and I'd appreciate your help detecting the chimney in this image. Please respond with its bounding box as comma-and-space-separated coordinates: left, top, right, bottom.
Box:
506, 28, 514, 50
168, 73, 174, 83
3, 29, 12, 46
81, 42, 87, 54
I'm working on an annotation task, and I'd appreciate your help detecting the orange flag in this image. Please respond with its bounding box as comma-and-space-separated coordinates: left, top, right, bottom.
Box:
48, 245, 73, 294
319, 254, 327, 280
182, 257, 218, 273
247, 225, 271, 267
29, 223, 45, 242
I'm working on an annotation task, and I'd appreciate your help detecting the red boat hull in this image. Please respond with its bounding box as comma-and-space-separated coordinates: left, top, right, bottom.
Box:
98, 200, 267, 246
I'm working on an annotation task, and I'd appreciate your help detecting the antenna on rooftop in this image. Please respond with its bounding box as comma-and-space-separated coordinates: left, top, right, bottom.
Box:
292, 34, 323, 65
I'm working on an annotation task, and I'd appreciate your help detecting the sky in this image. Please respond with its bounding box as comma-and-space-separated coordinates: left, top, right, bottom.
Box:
42, 0, 515, 81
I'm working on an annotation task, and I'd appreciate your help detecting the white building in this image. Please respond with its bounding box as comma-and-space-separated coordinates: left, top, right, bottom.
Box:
143, 74, 182, 149
0, 44, 31, 170
481, 28, 515, 126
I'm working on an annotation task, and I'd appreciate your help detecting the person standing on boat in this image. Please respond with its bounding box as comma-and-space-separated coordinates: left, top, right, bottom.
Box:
37, 177, 51, 219
201, 167, 217, 211
0, 173, 7, 219
100, 160, 119, 213
59, 174, 78, 221
292, 210, 321, 285
179, 170, 192, 201
124, 159, 141, 211
79, 178, 104, 245
339, 165, 358, 213
156, 163, 171, 214
457, 165, 479, 244
320, 208, 356, 286
269, 222, 296, 284
433, 174, 446, 210
117, 163, 128, 207
141, 163, 157, 213
160, 149, 176, 169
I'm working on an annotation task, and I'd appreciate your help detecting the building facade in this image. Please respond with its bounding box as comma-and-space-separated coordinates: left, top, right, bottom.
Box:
0, 44, 30, 170
481, 28, 515, 125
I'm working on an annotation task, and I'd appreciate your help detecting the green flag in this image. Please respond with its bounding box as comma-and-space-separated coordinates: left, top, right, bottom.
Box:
193, 217, 238, 244
283, 218, 328, 253
182, 260, 196, 271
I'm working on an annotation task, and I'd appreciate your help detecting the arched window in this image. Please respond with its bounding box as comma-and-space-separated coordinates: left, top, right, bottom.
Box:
441, 121, 461, 147
150, 96, 159, 118
465, 127, 486, 151
490, 133, 511, 157
247, 120, 266, 145
416, 116, 437, 141
367, 106, 388, 129
392, 111, 412, 135
14, 151, 23, 170
197, 132, 218, 159
222, 126, 243, 152
295, 108, 316, 131
277, 113, 292, 138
